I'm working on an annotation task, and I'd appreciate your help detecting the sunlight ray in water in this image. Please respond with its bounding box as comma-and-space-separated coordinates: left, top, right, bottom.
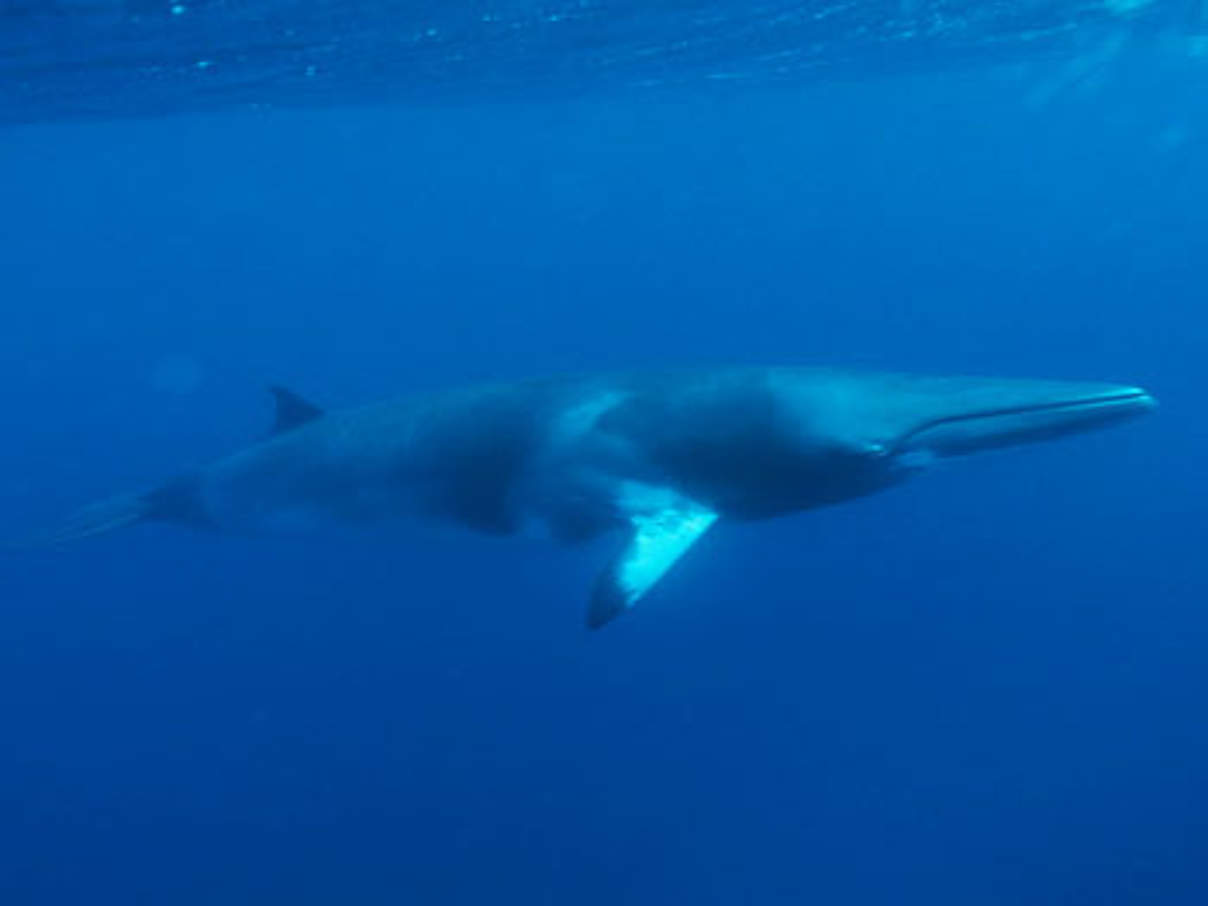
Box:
0, 0, 1198, 124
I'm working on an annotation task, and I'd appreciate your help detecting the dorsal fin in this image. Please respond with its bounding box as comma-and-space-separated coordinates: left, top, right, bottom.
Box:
268, 385, 324, 435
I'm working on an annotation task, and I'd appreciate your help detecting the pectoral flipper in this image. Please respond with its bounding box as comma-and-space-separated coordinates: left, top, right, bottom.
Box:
587, 496, 718, 629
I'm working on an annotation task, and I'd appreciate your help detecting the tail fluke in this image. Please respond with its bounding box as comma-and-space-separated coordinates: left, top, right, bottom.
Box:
40, 493, 154, 546
27, 474, 210, 548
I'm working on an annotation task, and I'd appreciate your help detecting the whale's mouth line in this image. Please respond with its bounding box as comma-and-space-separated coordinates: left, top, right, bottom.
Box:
888, 389, 1156, 453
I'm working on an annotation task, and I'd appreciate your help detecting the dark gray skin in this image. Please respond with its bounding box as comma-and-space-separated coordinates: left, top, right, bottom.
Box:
49, 366, 1155, 627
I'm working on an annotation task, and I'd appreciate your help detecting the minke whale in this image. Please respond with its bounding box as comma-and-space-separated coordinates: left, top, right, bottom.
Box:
47, 367, 1155, 628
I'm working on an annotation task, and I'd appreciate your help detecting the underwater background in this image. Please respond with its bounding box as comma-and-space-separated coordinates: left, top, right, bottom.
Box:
2, 1, 1206, 903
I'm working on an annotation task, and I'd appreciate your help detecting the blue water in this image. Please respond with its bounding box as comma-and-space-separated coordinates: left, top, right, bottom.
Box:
3, 3, 1207, 903
2, 1, 1197, 124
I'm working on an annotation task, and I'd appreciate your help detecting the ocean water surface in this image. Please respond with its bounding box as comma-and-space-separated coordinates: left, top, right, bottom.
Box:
2, 2, 1207, 903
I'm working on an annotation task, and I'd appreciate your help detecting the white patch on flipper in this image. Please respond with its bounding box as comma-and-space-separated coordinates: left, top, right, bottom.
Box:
616, 507, 718, 607
587, 489, 718, 628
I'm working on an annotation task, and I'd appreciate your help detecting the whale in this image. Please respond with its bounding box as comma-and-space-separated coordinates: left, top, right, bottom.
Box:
45, 366, 1155, 628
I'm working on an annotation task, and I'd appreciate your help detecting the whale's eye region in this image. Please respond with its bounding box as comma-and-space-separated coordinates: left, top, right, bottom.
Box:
891, 448, 938, 472
853, 441, 934, 475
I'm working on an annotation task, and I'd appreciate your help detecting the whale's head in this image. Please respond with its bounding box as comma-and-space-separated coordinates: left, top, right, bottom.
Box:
778, 369, 1156, 471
